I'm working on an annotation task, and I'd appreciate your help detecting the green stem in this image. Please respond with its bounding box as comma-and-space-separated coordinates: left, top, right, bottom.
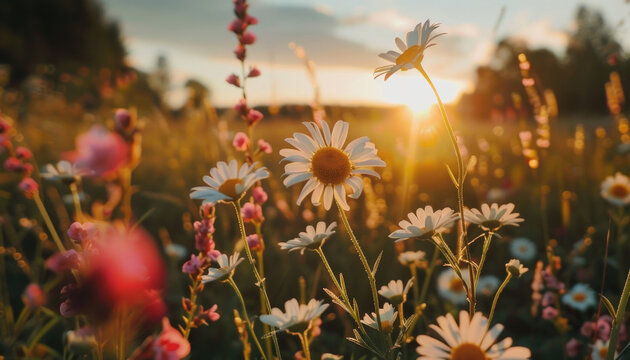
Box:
232, 202, 282, 360
181, 277, 200, 340
298, 332, 311, 360
417, 65, 474, 314
27, 315, 60, 354
227, 277, 267, 360
410, 265, 420, 306
607, 270, 630, 360
474, 232, 494, 291
33, 192, 66, 253
418, 248, 440, 306
486, 273, 511, 332
335, 200, 382, 330
69, 182, 84, 222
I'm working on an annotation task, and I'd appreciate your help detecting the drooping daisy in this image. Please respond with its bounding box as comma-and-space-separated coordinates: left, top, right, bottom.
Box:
562, 283, 597, 312
378, 279, 413, 306
201, 252, 244, 283
509, 237, 537, 262
398, 250, 426, 267
190, 160, 269, 204
591, 339, 616, 360
259, 298, 329, 333
416, 311, 531, 359
41, 160, 92, 184
280, 121, 385, 210
374, 20, 445, 80
476, 275, 500, 296
389, 206, 459, 242
361, 302, 397, 333
601, 172, 630, 207
437, 268, 470, 306
505, 259, 528, 278
278, 221, 337, 254
464, 203, 524, 232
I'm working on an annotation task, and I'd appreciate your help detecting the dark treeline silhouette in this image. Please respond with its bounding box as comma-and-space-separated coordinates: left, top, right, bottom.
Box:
459, 5, 628, 118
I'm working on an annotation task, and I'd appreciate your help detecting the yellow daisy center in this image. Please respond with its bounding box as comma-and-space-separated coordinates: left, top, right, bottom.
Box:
396, 45, 423, 66
311, 147, 352, 185
218, 178, 243, 199
519, 246, 529, 253
449, 277, 464, 293
609, 184, 629, 199
572, 292, 586, 303
451, 343, 487, 360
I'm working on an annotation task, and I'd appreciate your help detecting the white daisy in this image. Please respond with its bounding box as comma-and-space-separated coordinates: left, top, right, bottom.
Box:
378, 279, 413, 306
591, 339, 616, 360
398, 250, 426, 267
41, 160, 92, 183
476, 275, 500, 296
374, 20, 445, 80
201, 252, 244, 283
464, 203, 524, 232
601, 172, 630, 207
280, 120, 385, 211
562, 283, 597, 312
259, 298, 329, 333
437, 268, 470, 306
278, 221, 337, 254
505, 259, 528, 278
361, 302, 397, 333
509, 237, 537, 262
389, 206, 459, 242
416, 311, 531, 360
190, 160, 269, 204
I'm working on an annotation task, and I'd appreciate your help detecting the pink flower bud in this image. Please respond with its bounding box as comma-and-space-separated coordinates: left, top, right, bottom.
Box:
246, 234, 261, 251
246, 109, 263, 125
226, 74, 241, 88
241, 202, 263, 223
67, 222, 96, 244
232, 132, 250, 151
19, 178, 38, 198
23, 284, 46, 308
542, 306, 558, 320
233, 0, 248, 18
15, 146, 32, 160
234, 45, 246, 61
248, 66, 261, 78
241, 32, 256, 45
4, 157, 22, 172
228, 19, 246, 34
252, 186, 268, 204
0, 117, 10, 134
245, 15, 258, 25
565, 338, 581, 357
114, 108, 132, 132
233, 98, 248, 115
258, 139, 272, 153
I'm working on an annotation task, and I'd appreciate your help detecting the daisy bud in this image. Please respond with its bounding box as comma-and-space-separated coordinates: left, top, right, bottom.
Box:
241, 32, 256, 45
234, 45, 246, 61
226, 73, 241, 87
19, 177, 39, 198
228, 19, 246, 34
246, 234, 261, 251
15, 146, 32, 160
232, 132, 250, 151
252, 186, 268, 204
246, 109, 263, 125
257, 139, 272, 153
248, 66, 261, 78
233, 98, 248, 115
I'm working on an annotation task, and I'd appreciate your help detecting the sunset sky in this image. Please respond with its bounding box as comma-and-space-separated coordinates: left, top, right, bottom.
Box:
100, 0, 630, 110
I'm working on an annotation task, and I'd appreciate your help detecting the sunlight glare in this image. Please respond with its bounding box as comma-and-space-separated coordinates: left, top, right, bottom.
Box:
380, 75, 465, 115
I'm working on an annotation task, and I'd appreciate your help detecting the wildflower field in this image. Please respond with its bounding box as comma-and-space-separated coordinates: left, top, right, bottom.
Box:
1, 1, 630, 359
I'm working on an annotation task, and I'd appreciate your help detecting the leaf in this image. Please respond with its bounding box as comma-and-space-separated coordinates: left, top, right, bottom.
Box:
339, 273, 347, 293
372, 250, 384, 276
600, 294, 617, 321
130, 208, 156, 231
323, 288, 351, 314
445, 164, 458, 187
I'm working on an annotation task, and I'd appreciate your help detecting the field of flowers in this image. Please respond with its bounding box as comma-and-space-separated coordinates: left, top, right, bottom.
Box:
1, 1, 630, 359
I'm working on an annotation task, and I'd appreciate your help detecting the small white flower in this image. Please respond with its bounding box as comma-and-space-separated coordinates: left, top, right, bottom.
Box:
416, 311, 531, 360
280, 120, 385, 211
374, 20, 445, 80
41, 160, 92, 183
509, 237, 537, 262
201, 252, 244, 283
378, 279, 413, 306
398, 250, 426, 267
505, 259, 528, 278
437, 268, 469, 306
591, 339, 616, 360
464, 203, 524, 232
477, 275, 500, 296
278, 221, 337, 254
601, 172, 630, 207
260, 298, 329, 333
321, 354, 343, 360
361, 302, 397, 333
190, 160, 269, 204
389, 206, 459, 242
562, 283, 597, 312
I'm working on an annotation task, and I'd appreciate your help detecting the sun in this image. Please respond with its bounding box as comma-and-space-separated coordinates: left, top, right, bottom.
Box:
380, 74, 466, 115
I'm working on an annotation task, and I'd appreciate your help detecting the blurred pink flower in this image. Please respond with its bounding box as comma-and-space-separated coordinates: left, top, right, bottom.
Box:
15, 146, 32, 159
241, 202, 263, 223
23, 284, 46, 308
153, 317, 190, 360
19, 177, 38, 198
233, 98, 248, 115
246, 234, 261, 251
226, 73, 241, 87
182, 254, 206, 275
565, 338, 581, 357
228, 19, 246, 34
241, 32, 256, 45
258, 139, 272, 153
232, 132, 250, 151
248, 66, 261, 78
67, 222, 97, 244
246, 109, 263, 125
542, 306, 558, 320
252, 186, 268, 204
234, 45, 246, 61
69, 126, 128, 178
46, 249, 81, 273
0, 117, 10, 134
114, 108, 132, 133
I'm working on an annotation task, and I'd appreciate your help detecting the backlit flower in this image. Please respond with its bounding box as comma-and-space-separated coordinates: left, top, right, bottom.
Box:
389, 206, 458, 242
378, 279, 412, 306
190, 160, 269, 204
361, 302, 397, 333
201, 252, 244, 283
374, 20, 444, 80
505, 259, 528, 278
562, 283, 596, 312
509, 237, 537, 262
70, 126, 128, 178
153, 317, 191, 360
398, 250, 426, 267
416, 311, 531, 359
464, 203, 524, 232
280, 120, 385, 210
232, 132, 250, 151
260, 298, 329, 333
601, 172, 630, 207
279, 221, 336, 254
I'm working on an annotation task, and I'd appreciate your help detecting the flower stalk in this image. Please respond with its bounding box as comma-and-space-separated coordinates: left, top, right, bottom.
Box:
607, 269, 630, 360
227, 276, 267, 360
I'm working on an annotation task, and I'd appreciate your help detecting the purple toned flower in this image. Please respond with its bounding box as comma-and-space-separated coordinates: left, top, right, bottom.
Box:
194, 304, 220, 326
581, 321, 596, 337
46, 250, 81, 273
247, 234, 260, 251
22, 284, 46, 308
542, 306, 558, 320
232, 132, 250, 151
248, 66, 261, 78
241, 202, 263, 223
67, 222, 96, 244
252, 186, 268, 204
246, 109, 263, 125
565, 338, 581, 357
4, 157, 22, 172
182, 254, 204, 275
114, 108, 132, 133
226, 73, 241, 87
597, 316, 613, 340
19, 178, 38, 198
258, 139, 272, 154
542, 291, 556, 307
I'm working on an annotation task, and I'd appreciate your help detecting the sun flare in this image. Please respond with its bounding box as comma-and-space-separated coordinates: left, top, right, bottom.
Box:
380, 75, 467, 114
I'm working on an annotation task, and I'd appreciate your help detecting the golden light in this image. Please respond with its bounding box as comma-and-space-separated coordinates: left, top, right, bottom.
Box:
380, 74, 465, 115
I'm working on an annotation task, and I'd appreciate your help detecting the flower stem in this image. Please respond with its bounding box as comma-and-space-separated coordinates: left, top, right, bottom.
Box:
417, 65, 474, 313
418, 248, 440, 306
486, 273, 512, 332
298, 332, 312, 360
182, 277, 200, 340
335, 200, 382, 330
33, 192, 66, 253
233, 202, 282, 360
69, 182, 84, 222
227, 277, 268, 360
121, 168, 133, 224
606, 269, 630, 360
474, 232, 494, 292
